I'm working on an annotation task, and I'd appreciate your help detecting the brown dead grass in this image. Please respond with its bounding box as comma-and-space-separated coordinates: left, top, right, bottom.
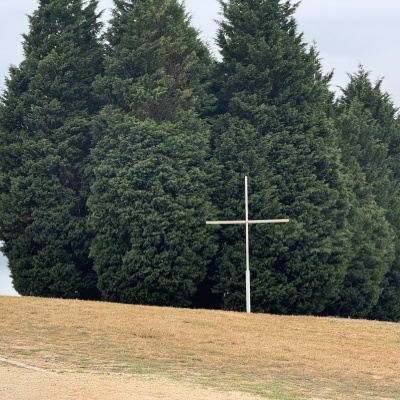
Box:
0, 296, 399, 399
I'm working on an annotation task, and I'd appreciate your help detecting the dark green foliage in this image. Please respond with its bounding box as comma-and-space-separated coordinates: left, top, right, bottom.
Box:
330, 168, 394, 319
87, 0, 217, 306
88, 111, 216, 305
336, 68, 400, 321
330, 202, 394, 318
0, 0, 103, 298
210, 0, 352, 314
94, 0, 214, 120
329, 84, 396, 318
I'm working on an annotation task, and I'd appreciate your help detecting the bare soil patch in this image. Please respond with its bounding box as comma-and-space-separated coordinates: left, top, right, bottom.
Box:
0, 362, 261, 400
1, 296, 399, 399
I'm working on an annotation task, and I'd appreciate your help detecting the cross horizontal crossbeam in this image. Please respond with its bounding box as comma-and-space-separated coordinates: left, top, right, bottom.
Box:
206, 219, 289, 225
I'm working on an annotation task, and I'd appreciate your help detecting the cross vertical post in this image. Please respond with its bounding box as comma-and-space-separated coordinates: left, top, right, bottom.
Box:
245, 176, 251, 313
206, 176, 289, 313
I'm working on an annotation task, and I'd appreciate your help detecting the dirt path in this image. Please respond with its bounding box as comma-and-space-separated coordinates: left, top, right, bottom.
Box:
0, 361, 263, 400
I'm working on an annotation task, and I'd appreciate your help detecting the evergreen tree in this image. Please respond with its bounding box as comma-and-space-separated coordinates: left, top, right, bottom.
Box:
87, 0, 217, 306
337, 67, 400, 321
211, 0, 351, 314
0, 0, 103, 298
330, 96, 395, 318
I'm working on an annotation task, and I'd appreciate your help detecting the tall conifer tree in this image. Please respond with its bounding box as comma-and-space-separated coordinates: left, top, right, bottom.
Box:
337, 68, 400, 321
211, 0, 351, 314
0, 0, 103, 298
331, 95, 395, 318
87, 0, 217, 306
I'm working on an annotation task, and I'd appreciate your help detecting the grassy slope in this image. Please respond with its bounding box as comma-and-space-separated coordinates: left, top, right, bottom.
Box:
0, 296, 399, 399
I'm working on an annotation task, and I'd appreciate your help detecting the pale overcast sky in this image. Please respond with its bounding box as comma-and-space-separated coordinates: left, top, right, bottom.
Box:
1, 0, 400, 295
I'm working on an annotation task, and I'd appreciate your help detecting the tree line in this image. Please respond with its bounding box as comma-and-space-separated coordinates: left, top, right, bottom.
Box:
1, 0, 399, 321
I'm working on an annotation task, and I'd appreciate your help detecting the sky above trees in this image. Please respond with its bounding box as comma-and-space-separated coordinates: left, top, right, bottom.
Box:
1, 1, 400, 107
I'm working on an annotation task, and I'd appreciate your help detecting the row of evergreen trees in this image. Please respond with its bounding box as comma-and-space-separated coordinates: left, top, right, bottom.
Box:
1, 0, 399, 321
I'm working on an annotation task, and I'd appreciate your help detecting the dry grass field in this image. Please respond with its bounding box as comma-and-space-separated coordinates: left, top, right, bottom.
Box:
0, 296, 399, 399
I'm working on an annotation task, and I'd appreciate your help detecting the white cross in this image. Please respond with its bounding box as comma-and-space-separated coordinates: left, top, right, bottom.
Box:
206, 176, 289, 313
